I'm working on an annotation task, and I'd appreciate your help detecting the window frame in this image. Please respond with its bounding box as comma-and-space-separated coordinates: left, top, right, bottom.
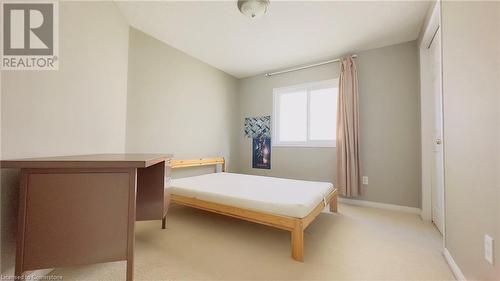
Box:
272, 79, 339, 148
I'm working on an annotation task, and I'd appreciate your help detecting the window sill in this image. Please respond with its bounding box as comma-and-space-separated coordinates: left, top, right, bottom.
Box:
272, 142, 336, 148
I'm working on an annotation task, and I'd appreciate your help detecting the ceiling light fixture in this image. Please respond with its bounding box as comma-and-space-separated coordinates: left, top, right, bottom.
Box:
237, 0, 270, 19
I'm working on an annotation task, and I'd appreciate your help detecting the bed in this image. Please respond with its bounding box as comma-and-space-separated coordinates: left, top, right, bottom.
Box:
168, 157, 338, 261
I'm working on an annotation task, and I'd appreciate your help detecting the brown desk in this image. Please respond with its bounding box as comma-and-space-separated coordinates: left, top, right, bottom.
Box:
1, 154, 172, 281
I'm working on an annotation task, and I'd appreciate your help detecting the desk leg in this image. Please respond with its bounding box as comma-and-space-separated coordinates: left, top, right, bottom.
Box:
162, 216, 167, 229
14, 170, 28, 278
126, 169, 137, 281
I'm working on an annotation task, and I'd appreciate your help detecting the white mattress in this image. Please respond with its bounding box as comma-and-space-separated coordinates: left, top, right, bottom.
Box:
169, 173, 334, 218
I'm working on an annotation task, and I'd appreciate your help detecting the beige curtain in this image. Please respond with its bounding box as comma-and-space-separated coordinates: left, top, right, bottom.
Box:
336, 56, 361, 197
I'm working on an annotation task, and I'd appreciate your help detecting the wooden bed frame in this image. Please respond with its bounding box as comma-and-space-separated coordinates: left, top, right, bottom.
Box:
169, 157, 338, 262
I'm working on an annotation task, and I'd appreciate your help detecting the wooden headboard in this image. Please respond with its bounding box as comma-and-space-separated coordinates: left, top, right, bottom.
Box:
170, 157, 225, 172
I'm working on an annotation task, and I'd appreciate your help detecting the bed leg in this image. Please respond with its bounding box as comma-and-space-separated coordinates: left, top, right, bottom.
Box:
291, 222, 304, 262
330, 193, 338, 213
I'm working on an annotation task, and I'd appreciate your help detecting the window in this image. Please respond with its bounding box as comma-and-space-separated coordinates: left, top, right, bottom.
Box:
273, 79, 338, 147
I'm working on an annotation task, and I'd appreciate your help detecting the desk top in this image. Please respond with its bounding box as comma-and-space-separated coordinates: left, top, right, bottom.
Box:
0, 154, 173, 169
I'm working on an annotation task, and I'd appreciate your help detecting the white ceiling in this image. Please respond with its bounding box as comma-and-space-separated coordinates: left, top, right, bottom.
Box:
116, 1, 430, 78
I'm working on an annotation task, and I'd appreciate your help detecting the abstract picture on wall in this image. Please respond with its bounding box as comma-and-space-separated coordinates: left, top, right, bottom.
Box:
244, 116, 271, 139
252, 137, 271, 169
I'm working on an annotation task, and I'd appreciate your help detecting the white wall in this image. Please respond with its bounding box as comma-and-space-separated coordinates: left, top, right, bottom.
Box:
1, 3, 129, 159
0, 2, 130, 275
125, 28, 239, 177
441, 1, 500, 279
236, 41, 421, 208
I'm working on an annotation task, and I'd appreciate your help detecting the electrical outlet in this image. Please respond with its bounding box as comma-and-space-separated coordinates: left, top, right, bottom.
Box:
485, 234, 494, 265
362, 176, 368, 185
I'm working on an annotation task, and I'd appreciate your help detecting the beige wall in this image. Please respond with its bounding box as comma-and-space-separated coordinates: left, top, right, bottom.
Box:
0, 2, 130, 275
236, 41, 421, 208
125, 28, 239, 178
441, 1, 500, 280
235, 61, 339, 180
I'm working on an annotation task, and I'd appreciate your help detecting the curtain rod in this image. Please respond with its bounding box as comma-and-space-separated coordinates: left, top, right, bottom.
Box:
264, 54, 357, 77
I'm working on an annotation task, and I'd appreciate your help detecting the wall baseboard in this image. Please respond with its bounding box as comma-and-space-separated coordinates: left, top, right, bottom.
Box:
443, 248, 466, 281
338, 197, 421, 214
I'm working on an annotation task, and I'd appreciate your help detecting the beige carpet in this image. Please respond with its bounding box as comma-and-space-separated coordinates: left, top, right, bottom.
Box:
50, 203, 454, 280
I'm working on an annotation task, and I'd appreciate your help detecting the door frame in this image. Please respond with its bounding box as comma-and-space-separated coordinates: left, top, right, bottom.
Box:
419, 0, 445, 241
